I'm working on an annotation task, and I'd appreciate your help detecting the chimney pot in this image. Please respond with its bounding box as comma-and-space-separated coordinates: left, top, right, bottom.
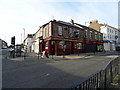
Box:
70, 19, 74, 24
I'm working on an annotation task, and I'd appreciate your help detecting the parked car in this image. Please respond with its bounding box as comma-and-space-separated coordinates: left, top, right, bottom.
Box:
116, 46, 120, 51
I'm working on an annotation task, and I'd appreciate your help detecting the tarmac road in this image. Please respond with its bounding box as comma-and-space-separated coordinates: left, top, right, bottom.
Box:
2, 49, 119, 88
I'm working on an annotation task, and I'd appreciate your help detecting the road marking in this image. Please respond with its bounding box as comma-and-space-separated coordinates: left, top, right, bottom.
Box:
41, 73, 50, 78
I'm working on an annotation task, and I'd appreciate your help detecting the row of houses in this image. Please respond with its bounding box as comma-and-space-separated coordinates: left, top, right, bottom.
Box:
89, 20, 120, 51
24, 19, 104, 55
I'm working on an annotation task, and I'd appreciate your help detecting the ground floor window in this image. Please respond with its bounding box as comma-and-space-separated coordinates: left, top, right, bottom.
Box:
59, 41, 67, 49
45, 42, 48, 49
97, 45, 103, 51
77, 43, 82, 49
59, 41, 63, 49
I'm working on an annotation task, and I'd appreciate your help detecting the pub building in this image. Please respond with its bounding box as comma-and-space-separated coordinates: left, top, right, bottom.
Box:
37, 19, 103, 55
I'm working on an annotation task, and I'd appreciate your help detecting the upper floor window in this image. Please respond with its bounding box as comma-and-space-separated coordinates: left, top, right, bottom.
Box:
45, 28, 47, 37
69, 28, 73, 37
108, 29, 109, 32
90, 32, 92, 39
108, 34, 109, 39
74, 30, 79, 37
85, 30, 87, 37
95, 33, 97, 40
99, 33, 101, 40
58, 26, 62, 35
40, 30, 42, 36
110, 35, 111, 39
115, 31, 117, 35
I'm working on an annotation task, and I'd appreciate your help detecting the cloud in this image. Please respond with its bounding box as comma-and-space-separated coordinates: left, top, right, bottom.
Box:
0, 1, 118, 45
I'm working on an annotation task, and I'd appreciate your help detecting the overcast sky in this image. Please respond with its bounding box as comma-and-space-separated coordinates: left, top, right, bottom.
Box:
0, 0, 119, 45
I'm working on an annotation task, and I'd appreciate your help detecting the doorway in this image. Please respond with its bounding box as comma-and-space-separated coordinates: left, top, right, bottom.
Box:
51, 41, 55, 55
71, 42, 74, 54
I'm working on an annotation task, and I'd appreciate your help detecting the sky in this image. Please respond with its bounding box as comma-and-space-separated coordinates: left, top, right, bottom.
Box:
0, 0, 119, 45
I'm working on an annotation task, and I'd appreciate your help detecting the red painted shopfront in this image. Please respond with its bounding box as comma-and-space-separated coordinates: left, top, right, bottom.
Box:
43, 37, 84, 55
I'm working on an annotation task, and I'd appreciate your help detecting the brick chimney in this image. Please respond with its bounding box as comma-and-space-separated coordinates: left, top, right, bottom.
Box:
70, 19, 74, 24
90, 19, 98, 24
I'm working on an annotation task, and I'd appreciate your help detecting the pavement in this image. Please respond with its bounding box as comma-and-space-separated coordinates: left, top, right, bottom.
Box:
19, 51, 120, 61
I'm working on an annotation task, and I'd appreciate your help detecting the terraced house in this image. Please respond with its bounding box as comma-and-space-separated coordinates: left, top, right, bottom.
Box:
32, 19, 103, 55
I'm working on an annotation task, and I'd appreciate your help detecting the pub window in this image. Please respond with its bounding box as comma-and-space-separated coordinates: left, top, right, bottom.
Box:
45, 42, 48, 49
64, 27, 67, 30
99, 33, 101, 40
77, 43, 82, 49
69, 28, 73, 37
90, 32, 92, 39
95, 33, 97, 40
58, 26, 62, 35
85, 30, 87, 37
59, 41, 67, 49
59, 41, 64, 49
74, 30, 79, 37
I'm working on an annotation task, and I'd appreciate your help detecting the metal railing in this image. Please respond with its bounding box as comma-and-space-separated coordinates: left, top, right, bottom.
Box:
70, 57, 120, 90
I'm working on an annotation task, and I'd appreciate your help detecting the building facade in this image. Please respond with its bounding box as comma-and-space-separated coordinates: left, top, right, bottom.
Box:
24, 34, 33, 52
33, 19, 103, 55
0, 39, 8, 49
32, 26, 43, 53
100, 24, 119, 51
74, 22, 103, 52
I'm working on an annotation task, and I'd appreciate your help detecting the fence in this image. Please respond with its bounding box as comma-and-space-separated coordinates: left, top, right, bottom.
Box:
70, 56, 120, 90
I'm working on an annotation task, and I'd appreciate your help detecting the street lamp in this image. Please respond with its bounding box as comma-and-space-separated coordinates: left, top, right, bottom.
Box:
23, 28, 25, 59
21, 34, 22, 44
62, 36, 65, 58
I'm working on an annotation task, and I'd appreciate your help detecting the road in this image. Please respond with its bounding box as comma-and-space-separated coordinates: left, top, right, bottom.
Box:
2, 49, 119, 88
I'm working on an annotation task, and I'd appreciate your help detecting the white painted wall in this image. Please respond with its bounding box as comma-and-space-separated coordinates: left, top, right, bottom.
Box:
0, 40, 2, 49
34, 38, 39, 53
24, 37, 33, 52
100, 25, 119, 51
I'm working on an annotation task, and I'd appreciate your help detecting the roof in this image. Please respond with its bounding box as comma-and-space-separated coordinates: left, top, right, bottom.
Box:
106, 24, 119, 30
53, 20, 102, 33
74, 23, 101, 33
54, 20, 84, 30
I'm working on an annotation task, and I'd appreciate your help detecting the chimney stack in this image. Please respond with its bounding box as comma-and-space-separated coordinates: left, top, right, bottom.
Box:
70, 19, 74, 24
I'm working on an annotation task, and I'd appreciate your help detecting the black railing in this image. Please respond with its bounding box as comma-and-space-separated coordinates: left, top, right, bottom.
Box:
69, 57, 120, 90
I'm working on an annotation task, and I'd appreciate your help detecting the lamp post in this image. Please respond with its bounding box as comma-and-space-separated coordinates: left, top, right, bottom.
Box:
21, 34, 22, 44
63, 37, 65, 58
23, 28, 25, 59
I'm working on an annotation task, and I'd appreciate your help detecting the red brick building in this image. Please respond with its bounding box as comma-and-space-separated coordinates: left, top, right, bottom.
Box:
36, 19, 103, 55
